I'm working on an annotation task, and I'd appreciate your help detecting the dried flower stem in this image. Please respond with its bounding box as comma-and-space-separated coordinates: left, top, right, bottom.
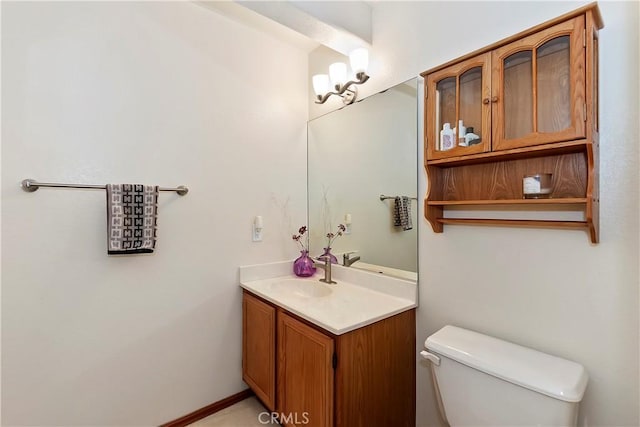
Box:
292, 226, 309, 251
325, 224, 346, 248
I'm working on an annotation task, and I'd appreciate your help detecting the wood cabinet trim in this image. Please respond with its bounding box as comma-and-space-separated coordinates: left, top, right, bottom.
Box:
426, 139, 590, 167
437, 218, 589, 230
427, 198, 588, 206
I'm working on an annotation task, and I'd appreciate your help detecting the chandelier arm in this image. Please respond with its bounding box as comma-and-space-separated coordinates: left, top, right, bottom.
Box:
315, 90, 341, 104
314, 73, 369, 104
336, 74, 370, 96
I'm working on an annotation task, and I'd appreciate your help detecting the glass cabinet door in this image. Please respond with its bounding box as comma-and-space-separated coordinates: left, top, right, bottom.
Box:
492, 16, 585, 151
426, 53, 491, 160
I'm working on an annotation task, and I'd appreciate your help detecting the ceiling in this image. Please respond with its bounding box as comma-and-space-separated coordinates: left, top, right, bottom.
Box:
194, 1, 373, 55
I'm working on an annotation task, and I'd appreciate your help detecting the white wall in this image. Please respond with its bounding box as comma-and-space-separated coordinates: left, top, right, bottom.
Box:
3, 2, 638, 426
1, 2, 308, 425
314, 1, 640, 426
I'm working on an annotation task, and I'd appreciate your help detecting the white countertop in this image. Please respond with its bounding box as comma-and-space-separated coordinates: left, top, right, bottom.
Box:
239, 261, 417, 335
351, 261, 418, 282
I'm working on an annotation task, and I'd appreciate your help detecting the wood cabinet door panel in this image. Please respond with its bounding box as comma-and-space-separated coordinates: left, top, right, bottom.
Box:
426, 53, 492, 160
242, 292, 276, 411
278, 312, 334, 427
492, 16, 585, 151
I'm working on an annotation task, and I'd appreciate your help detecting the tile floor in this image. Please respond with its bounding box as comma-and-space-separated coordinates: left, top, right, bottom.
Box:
189, 397, 280, 426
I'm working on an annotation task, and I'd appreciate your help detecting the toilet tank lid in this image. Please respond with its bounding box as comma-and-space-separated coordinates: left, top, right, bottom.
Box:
425, 325, 588, 403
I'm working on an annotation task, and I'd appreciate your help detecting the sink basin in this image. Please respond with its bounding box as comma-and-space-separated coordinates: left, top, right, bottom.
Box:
267, 279, 332, 298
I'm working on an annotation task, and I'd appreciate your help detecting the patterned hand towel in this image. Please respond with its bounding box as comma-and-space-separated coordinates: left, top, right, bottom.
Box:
393, 196, 413, 231
106, 184, 158, 255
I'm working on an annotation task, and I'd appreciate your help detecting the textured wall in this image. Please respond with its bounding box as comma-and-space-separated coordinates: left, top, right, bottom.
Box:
1, 2, 308, 425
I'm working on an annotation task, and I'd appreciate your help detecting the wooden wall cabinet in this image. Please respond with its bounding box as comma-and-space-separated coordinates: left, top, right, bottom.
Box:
422, 3, 603, 243
242, 291, 416, 427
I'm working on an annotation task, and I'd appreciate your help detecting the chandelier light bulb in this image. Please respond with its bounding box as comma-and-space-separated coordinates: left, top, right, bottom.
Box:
312, 74, 330, 96
329, 62, 347, 89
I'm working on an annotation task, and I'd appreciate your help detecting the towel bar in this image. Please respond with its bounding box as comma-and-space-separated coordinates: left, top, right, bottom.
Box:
21, 179, 188, 196
380, 194, 417, 201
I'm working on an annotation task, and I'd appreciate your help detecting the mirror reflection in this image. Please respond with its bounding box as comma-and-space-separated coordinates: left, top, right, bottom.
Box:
308, 78, 418, 282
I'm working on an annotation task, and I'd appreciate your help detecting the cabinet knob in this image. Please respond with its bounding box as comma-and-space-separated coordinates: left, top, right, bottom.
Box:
491, 96, 499, 103
482, 98, 490, 105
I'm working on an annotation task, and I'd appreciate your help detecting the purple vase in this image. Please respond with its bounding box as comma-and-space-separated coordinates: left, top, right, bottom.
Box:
317, 247, 338, 264
293, 250, 316, 277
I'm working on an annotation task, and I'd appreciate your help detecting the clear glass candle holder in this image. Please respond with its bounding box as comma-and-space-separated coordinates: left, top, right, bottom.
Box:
523, 173, 553, 199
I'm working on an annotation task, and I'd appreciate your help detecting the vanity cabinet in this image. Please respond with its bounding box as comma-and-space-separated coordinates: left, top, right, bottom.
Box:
422, 4, 603, 243
242, 290, 416, 427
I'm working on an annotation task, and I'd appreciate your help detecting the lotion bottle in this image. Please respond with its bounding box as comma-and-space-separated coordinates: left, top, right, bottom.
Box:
440, 123, 454, 151
465, 126, 481, 145
458, 120, 467, 146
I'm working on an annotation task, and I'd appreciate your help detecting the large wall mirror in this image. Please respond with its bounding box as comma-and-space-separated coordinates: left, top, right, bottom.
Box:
308, 78, 418, 282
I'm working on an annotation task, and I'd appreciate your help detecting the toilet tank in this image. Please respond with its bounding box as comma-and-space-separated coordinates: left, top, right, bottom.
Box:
424, 326, 589, 427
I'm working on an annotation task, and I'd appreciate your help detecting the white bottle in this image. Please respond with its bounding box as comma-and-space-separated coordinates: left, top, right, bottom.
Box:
464, 126, 481, 145
440, 123, 455, 151
458, 120, 467, 146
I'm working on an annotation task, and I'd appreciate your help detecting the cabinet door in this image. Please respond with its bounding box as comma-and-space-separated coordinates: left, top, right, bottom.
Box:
492, 16, 585, 151
242, 292, 276, 411
278, 312, 334, 427
426, 52, 491, 160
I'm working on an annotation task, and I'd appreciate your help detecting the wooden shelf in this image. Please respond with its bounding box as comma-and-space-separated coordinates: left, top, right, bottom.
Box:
437, 218, 588, 230
426, 140, 590, 167
428, 198, 588, 206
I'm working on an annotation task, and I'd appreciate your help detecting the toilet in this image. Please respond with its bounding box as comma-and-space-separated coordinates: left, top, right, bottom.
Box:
422, 325, 589, 426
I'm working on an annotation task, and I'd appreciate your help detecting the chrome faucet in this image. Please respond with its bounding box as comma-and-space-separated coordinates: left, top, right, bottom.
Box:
314, 256, 337, 284
343, 252, 360, 267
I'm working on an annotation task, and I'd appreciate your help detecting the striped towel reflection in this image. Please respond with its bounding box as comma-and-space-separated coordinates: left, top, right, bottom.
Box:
106, 184, 158, 255
393, 196, 412, 231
